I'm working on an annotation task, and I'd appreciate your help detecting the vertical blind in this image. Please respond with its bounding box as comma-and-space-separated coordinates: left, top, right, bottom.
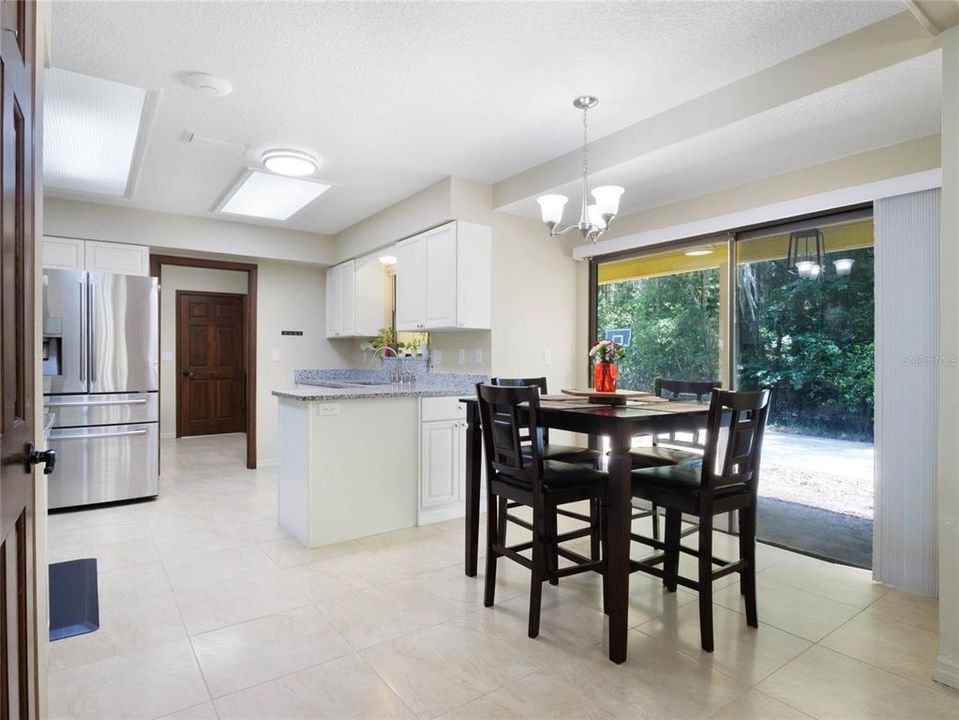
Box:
873, 188, 940, 595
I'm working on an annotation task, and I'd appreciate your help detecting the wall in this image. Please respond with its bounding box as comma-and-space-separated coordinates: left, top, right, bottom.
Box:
158, 266, 248, 438
44, 197, 336, 265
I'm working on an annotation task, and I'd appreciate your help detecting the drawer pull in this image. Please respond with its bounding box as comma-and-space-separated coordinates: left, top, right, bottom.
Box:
53, 429, 149, 441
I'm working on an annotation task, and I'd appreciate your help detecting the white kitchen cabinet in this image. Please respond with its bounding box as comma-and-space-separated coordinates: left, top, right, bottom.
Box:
418, 396, 482, 525
395, 221, 491, 332
42, 237, 150, 276
326, 254, 385, 338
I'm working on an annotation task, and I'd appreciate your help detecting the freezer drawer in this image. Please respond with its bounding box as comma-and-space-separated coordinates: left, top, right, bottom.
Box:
44, 392, 158, 428
47, 423, 158, 509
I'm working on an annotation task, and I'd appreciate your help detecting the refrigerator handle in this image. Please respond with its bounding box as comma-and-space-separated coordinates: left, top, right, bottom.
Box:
88, 279, 95, 387
78, 278, 86, 382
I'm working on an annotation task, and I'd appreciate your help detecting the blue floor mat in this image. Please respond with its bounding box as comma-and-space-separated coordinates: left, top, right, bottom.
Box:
49, 558, 99, 641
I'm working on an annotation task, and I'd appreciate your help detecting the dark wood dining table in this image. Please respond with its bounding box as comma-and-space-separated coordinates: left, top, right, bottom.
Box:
459, 393, 713, 664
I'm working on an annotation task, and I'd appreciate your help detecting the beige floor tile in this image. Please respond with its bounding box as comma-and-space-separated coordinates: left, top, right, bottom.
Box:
557, 567, 698, 627
49, 594, 186, 671
639, 602, 811, 685
364, 531, 466, 577
257, 534, 362, 568
175, 569, 310, 635
157, 702, 219, 720
153, 523, 252, 560
98, 562, 172, 606
708, 689, 812, 720
240, 516, 291, 542
759, 645, 959, 719
867, 586, 939, 632
48, 639, 209, 720
280, 549, 397, 602
162, 542, 276, 591
360, 614, 546, 718
49, 535, 160, 573
319, 576, 462, 650
440, 694, 527, 720
820, 609, 942, 689
417, 559, 530, 612
214, 653, 414, 719
469, 631, 747, 720
760, 556, 886, 609
712, 573, 861, 642
191, 605, 352, 697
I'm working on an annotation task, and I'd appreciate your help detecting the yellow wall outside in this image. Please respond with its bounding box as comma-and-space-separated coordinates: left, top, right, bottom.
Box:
598, 219, 874, 284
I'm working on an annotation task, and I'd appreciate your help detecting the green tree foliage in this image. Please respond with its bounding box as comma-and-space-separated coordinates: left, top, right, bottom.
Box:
596, 247, 874, 442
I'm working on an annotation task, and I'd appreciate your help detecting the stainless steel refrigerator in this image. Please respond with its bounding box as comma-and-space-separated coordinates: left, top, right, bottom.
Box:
42, 269, 159, 509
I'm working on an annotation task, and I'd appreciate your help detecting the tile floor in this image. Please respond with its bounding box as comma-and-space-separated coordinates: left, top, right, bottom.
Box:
46, 433, 956, 719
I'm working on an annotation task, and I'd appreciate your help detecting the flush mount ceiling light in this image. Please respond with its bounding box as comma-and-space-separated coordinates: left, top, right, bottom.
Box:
378, 255, 398, 266
536, 96, 624, 244
183, 72, 233, 97
262, 149, 317, 177
44, 68, 150, 196
684, 247, 714, 257
218, 170, 331, 220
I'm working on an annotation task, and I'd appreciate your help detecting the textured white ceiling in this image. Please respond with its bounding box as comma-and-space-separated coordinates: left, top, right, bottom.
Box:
503, 50, 942, 221
49, 1, 905, 234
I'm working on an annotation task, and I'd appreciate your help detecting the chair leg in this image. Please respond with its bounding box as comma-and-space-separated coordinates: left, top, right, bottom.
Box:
589, 498, 601, 561
740, 505, 759, 628
651, 503, 660, 541
484, 493, 499, 608
547, 509, 559, 586
601, 503, 609, 615
497, 496, 508, 549
698, 514, 714, 652
663, 508, 681, 593
529, 508, 545, 639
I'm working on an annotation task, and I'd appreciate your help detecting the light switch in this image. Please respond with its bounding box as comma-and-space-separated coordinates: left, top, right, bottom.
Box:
474, 348, 483, 364
314, 403, 338, 416
458, 348, 466, 365
161, 351, 174, 363
271, 349, 280, 362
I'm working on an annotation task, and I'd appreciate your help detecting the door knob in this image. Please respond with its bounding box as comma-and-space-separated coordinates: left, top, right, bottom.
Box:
25, 443, 56, 475
181, 369, 192, 377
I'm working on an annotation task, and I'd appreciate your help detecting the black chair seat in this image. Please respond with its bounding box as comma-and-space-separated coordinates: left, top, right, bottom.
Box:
628, 446, 700, 468
543, 444, 603, 464
632, 463, 745, 500
498, 460, 607, 492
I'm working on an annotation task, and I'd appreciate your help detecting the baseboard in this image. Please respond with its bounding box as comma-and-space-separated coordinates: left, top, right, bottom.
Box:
934, 656, 959, 690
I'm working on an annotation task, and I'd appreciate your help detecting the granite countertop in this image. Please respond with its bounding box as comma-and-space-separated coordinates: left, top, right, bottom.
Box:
272, 358, 487, 402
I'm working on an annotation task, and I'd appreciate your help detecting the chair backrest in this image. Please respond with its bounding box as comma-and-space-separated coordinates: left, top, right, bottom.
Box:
699, 388, 771, 500
476, 382, 545, 497
490, 377, 551, 445
653, 379, 723, 450
654, 378, 721, 402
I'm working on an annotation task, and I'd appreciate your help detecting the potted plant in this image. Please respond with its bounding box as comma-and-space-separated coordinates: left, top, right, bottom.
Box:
589, 339, 626, 392
363, 327, 398, 357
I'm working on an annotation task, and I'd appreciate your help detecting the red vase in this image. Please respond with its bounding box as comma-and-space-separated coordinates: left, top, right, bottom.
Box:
594, 362, 618, 392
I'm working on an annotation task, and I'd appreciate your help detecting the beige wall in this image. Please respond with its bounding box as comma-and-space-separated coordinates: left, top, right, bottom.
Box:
44, 197, 336, 265
159, 266, 248, 438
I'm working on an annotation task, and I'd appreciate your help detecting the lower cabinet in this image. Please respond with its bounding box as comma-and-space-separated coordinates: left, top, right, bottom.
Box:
418, 396, 482, 525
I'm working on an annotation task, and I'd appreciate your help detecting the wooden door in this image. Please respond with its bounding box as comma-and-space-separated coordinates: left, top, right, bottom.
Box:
176, 292, 246, 437
0, 0, 38, 716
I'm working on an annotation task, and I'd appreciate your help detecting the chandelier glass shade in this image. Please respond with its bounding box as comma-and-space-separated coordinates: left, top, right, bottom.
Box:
536, 96, 624, 244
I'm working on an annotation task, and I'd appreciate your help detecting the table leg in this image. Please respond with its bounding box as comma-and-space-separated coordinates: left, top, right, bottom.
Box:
464, 402, 481, 577
606, 430, 632, 663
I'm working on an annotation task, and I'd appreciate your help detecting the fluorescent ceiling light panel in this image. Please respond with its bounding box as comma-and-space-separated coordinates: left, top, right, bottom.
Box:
219, 171, 331, 220
44, 68, 148, 196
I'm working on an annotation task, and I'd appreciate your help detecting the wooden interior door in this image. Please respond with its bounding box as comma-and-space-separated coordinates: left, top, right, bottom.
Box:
176, 292, 247, 437
0, 0, 38, 716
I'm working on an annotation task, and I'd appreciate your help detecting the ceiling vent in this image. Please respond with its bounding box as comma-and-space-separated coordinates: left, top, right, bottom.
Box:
183, 72, 233, 97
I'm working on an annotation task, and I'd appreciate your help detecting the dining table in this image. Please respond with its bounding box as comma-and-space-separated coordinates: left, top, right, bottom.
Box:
459, 392, 714, 664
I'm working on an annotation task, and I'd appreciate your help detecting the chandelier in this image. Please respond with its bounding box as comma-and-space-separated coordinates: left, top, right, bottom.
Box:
786, 228, 855, 279
536, 96, 624, 244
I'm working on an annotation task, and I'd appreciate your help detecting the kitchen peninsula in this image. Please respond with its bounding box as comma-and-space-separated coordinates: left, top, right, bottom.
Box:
273, 358, 487, 547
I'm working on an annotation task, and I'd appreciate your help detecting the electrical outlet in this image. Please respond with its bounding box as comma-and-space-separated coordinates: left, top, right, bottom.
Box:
433, 350, 442, 365
458, 348, 466, 365
271, 349, 280, 362
314, 403, 339, 417
544, 349, 552, 366
474, 348, 483, 364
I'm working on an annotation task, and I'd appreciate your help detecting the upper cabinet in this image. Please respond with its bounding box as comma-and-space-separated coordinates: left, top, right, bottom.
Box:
326, 253, 385, 339
395, 221, 491, 332
43, 237, 150, 276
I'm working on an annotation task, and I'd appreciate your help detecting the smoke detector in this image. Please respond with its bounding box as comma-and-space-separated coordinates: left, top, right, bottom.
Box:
183, 73, 233, 98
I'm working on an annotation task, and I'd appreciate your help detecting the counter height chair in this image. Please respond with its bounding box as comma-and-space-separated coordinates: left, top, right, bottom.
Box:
491, 377, 604, 564
629, 388, 771, 652
477, 383, 608, 638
